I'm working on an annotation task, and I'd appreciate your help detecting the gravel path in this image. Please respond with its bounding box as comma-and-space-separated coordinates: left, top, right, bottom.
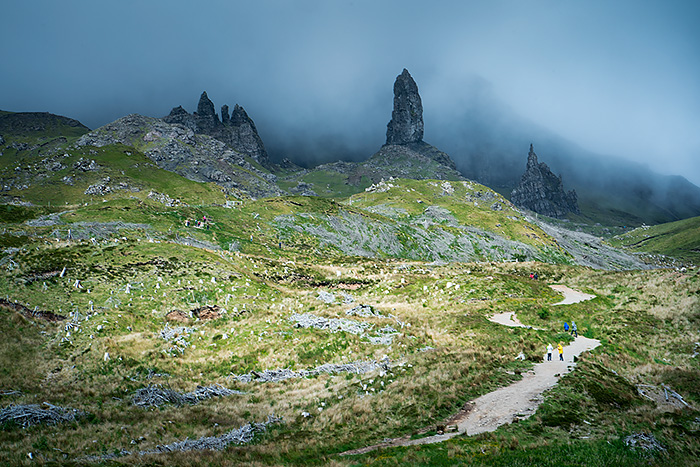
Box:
341, 284, 600, 456
549, 284, 596, 305
489, 311, 538, 329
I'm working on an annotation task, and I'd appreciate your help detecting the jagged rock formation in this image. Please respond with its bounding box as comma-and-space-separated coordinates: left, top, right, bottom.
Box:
164, 92, 272, 169
510, 144, 580, 218
76, 114, 281, 199
386, 69, 424, 145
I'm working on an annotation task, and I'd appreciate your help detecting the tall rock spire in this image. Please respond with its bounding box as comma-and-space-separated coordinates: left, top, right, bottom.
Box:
221, 104, 230, 125
386, 69, 424, 145
526, 143, 538, 170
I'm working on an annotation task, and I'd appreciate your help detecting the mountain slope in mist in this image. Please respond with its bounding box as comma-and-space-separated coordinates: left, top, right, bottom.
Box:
425, 89, 700, 226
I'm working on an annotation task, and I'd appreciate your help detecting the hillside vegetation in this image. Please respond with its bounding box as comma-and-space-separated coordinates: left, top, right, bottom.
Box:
0, 114, 698, 466
609, 216, 700, 267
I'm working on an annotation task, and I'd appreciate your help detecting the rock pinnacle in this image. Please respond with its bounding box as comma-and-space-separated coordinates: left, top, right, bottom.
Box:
386, 69, 424, 145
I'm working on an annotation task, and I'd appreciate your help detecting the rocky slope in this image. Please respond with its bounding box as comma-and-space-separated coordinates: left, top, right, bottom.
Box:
274, 178, 570, 264
76, 114, 281, 199
510, 144, 579, 219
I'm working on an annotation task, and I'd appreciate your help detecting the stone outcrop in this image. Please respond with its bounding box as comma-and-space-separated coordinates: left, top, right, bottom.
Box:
221, 105, 230, 125
386, 69, 424, 145
226, 104, 269, 167
164, 92, 272, 169
162, 105, 196, 131
194, 91, 220, 133
510, 144, 579, 218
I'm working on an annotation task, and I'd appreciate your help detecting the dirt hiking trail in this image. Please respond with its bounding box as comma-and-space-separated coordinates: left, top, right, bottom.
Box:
342, 285, 599, 456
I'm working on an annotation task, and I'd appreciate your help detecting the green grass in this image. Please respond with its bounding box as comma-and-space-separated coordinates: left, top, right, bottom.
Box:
0, 143, 228, 207
0, 123, 698, 465
608, 215, 700, 265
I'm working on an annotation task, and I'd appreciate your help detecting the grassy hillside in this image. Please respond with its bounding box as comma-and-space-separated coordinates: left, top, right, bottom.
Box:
608, 216, 700, 266
0, 143, 229, 208
1, 242, 698, 464
0, 110, 89, 141
0, 113, 698, 465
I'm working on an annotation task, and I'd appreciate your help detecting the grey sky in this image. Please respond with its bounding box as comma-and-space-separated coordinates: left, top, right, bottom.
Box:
1, 0, 699, 184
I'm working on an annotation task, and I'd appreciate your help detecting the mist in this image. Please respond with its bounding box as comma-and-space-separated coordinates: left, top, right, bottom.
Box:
1, 0, 699, 185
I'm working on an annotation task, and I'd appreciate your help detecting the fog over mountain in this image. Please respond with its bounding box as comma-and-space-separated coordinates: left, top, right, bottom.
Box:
1, 1, 699, 185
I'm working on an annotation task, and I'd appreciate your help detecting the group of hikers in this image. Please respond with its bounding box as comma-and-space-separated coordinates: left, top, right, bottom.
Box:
546, 342, 564, 361
184, 215, 210, 229
545, 320, 579, 362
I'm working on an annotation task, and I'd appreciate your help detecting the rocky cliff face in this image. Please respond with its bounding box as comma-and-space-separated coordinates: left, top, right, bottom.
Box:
510, 144, 580, 218
386, 69, 424, 145
164, 92, 272, 169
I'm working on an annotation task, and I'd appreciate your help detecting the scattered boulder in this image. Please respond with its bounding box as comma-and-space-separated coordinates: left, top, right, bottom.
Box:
192, 305, 222, 321
289, 181, 318, 196
147, 190, 183, 207
624, 432, 664, 452
84, 177, 112, 196
165, 309, 190, 324
73, 158, 98, 171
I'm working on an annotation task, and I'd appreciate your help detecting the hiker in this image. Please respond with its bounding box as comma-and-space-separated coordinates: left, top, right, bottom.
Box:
534, 273, 539, 280
185, 219, 190, 227
558, 343, 564, 361
529, 273, 534, 280
546, 343, 553, 361
564, 322, 570, 333
571, 321, 578, 338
